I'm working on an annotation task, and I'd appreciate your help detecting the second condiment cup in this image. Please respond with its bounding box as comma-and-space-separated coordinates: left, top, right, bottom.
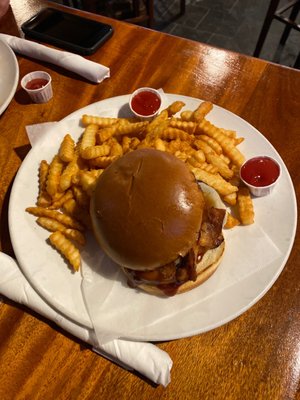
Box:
21, 71, 53, 104
240, 156, 281, 197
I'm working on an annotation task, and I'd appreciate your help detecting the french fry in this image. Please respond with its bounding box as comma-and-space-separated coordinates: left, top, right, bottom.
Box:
26, 207, 84, 231
180, 110, 193, 121
198, 134, 223, 155
37, 191, 52, 208
192, 101, 213, 122
219, 154, 231, 165
122, 136, 141, 153
98, 124, 120, 142
186, 150, 206, 168
222, 192, 237, 206
136, 138, 154, 150
193, 162, 218, 174
60, 157, 80, 191
128, 137, 141, 150
167, 139, 185, 154
39, 160, 49, 189
37, 160, 52, 207
194, 138, 215, 155
237, 187, 255, 225
37, 217, 86, 246
80, 124, 98, 153
62, 198, 92, 229
48, 190, 73, 210
46, 155, 65, 197
110, 140, 123, 157
116, 121, 148, 137
89, 155, 118, 169
220, 128, 237, 138
174, 151, 188, 162
224, 213, 240, 229
72, 186, 90, 208
37, 216, 68, 231
49, 231, 81, 271
82, 114, 118, 127
63, 228, 86, 246
147, 119, 170, 137
205, 153, 234, 180
62, 198, 78, 215
78, 170, 103, 196
169, 119, 196, 135
154, 138, 167, 152
146, 109, 169, 132
121, 136, 132, 153
159, 127, 192, 142
81, 144, 111, 160
190, 167, 238, 196
234, 137, 245, 146
165, 101, 185, 116
186, 157, 202, 169
59, 134, 75, 162
71, 171, 81, 186
192, 149, 206, 163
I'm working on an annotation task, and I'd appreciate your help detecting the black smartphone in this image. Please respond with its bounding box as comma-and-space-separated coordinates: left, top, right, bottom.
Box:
21, 8, 114, 55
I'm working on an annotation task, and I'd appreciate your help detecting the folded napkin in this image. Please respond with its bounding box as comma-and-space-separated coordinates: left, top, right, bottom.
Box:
0, 253, 172, 386
0, 33, 110, 83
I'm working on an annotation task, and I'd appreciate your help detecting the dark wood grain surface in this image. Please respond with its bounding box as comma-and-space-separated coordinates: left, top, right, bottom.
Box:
0, 1, 299, 399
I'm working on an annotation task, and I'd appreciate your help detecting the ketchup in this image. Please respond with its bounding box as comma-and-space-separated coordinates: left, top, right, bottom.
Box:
240, 156, 280, 187
25, 78, 49, 90
131, 90, 161, 116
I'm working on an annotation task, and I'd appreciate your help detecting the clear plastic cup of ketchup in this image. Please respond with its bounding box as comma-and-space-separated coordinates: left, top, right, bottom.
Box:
129, 87, 161, 120
21, 71, 53, 103
240, 156, 281, 197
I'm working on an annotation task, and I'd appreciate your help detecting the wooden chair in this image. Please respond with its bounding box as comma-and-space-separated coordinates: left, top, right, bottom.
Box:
125, 0, 155, 27
253, 0, 300, 68
124, 0, 186, 28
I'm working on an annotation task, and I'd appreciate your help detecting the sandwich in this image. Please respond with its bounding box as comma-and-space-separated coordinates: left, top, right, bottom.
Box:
90, 148, 226, 296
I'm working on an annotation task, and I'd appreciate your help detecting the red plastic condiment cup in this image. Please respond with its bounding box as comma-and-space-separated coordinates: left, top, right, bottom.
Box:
21, 71, 53, 103
129, 87, 161, 120
240, 155, 281, 197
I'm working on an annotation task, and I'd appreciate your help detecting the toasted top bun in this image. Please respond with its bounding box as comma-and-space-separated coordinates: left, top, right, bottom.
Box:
91, 148, 205, 270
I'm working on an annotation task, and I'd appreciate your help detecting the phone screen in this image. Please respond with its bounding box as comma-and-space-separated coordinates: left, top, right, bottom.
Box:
22, 8, 113, 55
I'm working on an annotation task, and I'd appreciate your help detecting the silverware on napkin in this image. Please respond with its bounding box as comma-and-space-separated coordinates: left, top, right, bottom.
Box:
0, 33, 110, 83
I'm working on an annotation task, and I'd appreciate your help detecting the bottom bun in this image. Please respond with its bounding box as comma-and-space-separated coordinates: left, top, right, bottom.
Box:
122, 241, 225, 296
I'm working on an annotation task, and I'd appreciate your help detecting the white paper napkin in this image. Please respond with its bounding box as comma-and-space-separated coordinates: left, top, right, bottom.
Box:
0, 34, 110, 83
0, 253, 172, 386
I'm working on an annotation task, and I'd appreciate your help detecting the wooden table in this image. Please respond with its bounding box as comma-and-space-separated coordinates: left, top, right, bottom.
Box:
1, 1, 299, 399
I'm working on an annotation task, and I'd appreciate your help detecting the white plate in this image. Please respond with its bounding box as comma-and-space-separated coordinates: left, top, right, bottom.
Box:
0, 39, 19, 115
8, 94, 297, 340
